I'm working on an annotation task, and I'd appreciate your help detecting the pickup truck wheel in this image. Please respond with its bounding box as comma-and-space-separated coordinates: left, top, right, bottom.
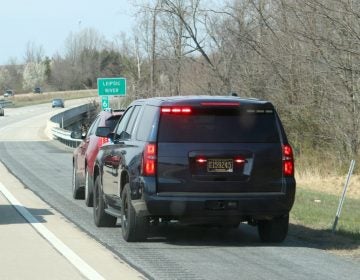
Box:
84, 168, 93, 207
121, 183, 148, 242
257, 215, 289, 243
72, 165, 84, 199
93, 176, 117, 227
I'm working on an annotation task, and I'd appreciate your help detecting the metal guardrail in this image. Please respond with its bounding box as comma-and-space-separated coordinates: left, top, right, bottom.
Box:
0, 100, 13, 107
50, 103, 96, 127
50, 103, 97, 148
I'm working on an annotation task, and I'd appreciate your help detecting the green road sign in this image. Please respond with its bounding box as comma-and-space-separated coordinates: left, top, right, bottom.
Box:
101, 96, 109, 110
97, 77, 126, 96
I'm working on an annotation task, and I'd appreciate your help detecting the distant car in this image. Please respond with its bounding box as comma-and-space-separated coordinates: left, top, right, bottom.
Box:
52, 98, 64, 108
4, 90, 14, 97
33, 87, 42, 94
71, 109, 124, 206
0, 104, 4, 116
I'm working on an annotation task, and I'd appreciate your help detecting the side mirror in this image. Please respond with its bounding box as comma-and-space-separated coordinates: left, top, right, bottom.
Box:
96, 126, 112, 138
71, 131, 84, 139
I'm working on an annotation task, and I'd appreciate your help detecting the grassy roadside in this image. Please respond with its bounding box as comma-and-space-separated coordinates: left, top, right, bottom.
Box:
291, 187, 360, 238
290, 186, 360, 259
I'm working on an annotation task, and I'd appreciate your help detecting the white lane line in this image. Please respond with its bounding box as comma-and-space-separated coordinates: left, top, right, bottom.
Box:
0, 182, 105, 280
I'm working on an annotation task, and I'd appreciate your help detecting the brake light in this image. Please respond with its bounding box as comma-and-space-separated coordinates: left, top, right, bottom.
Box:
98, 137, 109, 148
161, 107, 192, 114
142, 143, 157, 176
283, 144, 294, 176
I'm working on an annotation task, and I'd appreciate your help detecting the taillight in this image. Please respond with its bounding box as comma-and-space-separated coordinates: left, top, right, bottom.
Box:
161, 107, 192, 114
196, 157, 207, 164
234, 157, 246, 165
98, 137, 109, 148
283, 144, 294, 176
142, 143, 157, 176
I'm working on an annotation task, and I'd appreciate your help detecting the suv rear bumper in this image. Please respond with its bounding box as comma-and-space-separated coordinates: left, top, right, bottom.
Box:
133, 183, 295, 220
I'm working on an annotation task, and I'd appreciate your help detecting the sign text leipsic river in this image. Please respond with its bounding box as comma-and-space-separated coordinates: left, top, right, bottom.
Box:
97, 78, 126, 96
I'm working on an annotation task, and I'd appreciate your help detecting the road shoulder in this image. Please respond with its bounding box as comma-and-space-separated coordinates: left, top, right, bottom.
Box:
0, 161, 145, 280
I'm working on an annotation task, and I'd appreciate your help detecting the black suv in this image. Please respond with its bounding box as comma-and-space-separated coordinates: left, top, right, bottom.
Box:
94, 96, 296, 242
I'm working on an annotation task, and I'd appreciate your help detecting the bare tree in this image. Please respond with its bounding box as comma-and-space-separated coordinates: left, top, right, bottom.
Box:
157, 0, 188, 95
62, 28, 106, 89
112, 31, 144, 99
150, 1, 161, 95
0, 68, 11, 91
24, 41, 45, 63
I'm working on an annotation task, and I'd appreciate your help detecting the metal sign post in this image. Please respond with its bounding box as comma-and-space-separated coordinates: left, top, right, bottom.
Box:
332, 160, 356, 233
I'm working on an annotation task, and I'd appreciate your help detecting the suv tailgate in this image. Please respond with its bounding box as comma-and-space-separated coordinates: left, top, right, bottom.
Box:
156, 104, 284, 194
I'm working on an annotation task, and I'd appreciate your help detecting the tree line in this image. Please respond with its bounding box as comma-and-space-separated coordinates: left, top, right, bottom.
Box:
0, 0, 359, 172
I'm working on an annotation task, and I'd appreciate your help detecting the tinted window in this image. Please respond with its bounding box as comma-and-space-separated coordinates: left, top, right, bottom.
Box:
158, 107, 280, 143
105, 115, 121, 131
124, 106, 141, 137
115, 107, 133, 140
137, 105, 158, 141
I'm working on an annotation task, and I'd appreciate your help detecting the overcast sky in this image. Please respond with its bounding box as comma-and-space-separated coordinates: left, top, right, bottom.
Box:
0, 0, 135, 65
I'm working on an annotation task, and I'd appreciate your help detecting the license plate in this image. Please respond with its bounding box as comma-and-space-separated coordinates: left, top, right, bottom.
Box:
207, 159, 233, 172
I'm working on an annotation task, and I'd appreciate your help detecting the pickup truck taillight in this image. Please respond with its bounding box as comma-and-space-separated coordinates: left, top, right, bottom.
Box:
283, 144, 294, 177
142, 143, 157, 176
98, 137, 109, 148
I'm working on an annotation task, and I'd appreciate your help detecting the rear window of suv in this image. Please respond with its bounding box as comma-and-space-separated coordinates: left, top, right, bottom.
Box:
105, 116, 121, 131
158, 107, 280, 143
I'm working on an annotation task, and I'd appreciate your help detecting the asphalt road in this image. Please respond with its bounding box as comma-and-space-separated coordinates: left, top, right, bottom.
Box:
1, 102, 360, 280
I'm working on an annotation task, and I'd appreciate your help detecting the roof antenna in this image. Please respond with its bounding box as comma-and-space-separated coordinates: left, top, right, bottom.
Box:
229, 92, 238, 96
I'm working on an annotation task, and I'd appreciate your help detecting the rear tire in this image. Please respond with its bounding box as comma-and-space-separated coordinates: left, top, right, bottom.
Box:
93, 176, 117, 227
257, 215, 289, 243
72, 165, 84, 199
84, 168, 93, 207
121, 183, 148, 242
